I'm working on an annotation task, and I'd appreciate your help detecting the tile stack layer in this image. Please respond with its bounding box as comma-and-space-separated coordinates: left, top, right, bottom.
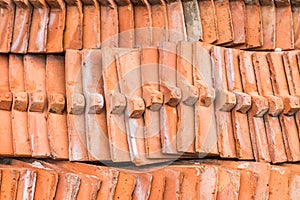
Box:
0, 0, 300, 199
1, 0, 300, 52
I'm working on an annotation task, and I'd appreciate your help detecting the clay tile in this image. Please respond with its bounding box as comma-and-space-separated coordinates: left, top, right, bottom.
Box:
64, 0, 83, 50
46, 0, 65, 53
102, 47, 131, 162
9, 54, 32, 157
81, 49, 111, 161
224, 48, 254, 160
182, 0, 202, 42
0, 0, 14, 53
27, 0, 49, 53
117, 3, 135, 48
82, 0, 101, 49
54, 161, 119, 200
10, 0, 32, 53
24, 55, 50, 158
252, 52, 288, 164
198, 0, 218, 43
159, 42, 180, 155
113, 171, 136, 199
99, 0, 118, 48
176, 41, 197, 154
213, 0, 234, 45
0, 54, 14, 156
257, 0, 276, 50
10, 159, 58, 200
148, 170, 166, 200
65, 50, 89, 161
211, 46, 237, 158
274, 0, 294, 50
46, 55, 69, 160
216, 167, 240, 200
269, 166, 290, 200
193, 42, 218, 156
242, 0, 263, 49
238, 50, 271, 162
227, 0, 246, 46
166, 0, 187, 42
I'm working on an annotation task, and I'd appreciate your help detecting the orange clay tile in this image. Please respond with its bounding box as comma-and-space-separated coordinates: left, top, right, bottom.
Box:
198, 0, 218, 43
213, 0, 234, 45
132, 0, 153, 47
100, 0, 119, 48
102, 47, 131, 162
267, 52, 300, 162
198, 164, 218, 199
9, 54, 31, 157
44, 161, 101, 200
210, 160, 267, 200
169, 166, 201, 199
269, 166, 290, 200
56, 161, 119, 200
182, 0, 202, 42
13, 168, 36, 200
65, 50, 89, 161
216, 161, 258, 200
256, 0, 276, 50
283, 51, 300, 134
0, 54, 14, 156
10, 0, 32, 53
46, 55, 69, 160
281, 164, 300, 198
34, 161, 81, 200
10, 159, 58, 200
116, 49, 153, 165
252, 52, 288, 164
116, 0, 135, 48
216, 167, 240, 200
242, 0, 263, 49
64, 0, 83, 50
148, 170, 166, 200
130, 172, 152, 200
149, 0, 168, 46
5, 166, 37, 200
159, 42, 180, 155
27, 0, 49, 53
227, 0, 246, 46
161, 168, 183, 199
46, 0, 65, 53
0, 168, 19, 199
141, 47, 172, 159
24, 55, 51, 158
103, 49, 131, 162
176, 41, 198, 153
275, 0, 294, 50
166, 0, 187, 42
292, 0, 300, 48
113, 171, 136, 200
0, 0, 14, 53
82, 0, 101, 49
193, 42, 218, 156
211, 46, 237, 158
239, 51, 271, 162
224, 48, 254, 160
81, 49, 111, 161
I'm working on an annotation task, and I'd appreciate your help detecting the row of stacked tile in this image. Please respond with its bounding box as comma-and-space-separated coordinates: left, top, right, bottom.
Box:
1, 159, 300, 200
0, 41, 299, 166
1, 0, 300, 53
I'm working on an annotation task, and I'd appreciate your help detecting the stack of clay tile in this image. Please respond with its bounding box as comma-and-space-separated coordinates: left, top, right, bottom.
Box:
2, 0, 300, 52
1, 0, 300, 198
1, 158, 300, 199
1, 42, 300, 166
